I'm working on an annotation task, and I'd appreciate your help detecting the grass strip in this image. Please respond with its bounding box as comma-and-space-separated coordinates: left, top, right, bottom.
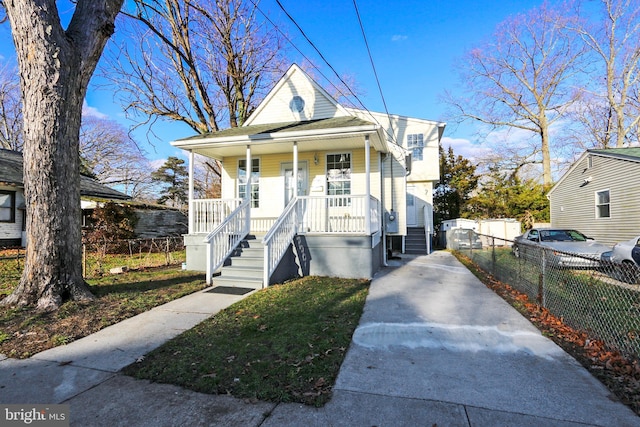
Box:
123, 276, 369, 407
0, 267, 206, 358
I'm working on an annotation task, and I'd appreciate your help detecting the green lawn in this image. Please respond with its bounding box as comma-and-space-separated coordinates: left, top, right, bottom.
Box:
123, 276, 370, 407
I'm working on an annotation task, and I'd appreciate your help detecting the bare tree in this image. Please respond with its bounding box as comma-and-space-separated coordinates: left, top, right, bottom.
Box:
79, 115, 152, 194
0, 63, 23, 151
444, 2, 588, 185
573, 0, 640, 147
103, 0, 287, 134
1, 0, 124, 311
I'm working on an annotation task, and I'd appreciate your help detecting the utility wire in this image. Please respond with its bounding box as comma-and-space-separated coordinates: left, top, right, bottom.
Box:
352, 0, 395, 140
250, 0, 402, 146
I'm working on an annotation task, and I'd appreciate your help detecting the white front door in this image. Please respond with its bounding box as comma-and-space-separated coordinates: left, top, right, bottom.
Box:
406, 185, 417, 226
282, 162, 308, 206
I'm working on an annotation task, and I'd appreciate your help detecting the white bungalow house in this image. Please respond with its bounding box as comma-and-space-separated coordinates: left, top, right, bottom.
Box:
548, 147, 640, 246
172, 64, 445, 288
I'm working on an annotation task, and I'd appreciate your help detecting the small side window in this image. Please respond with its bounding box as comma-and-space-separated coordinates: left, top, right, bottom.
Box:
0, 190, 16, 223
595, 190, 610, 219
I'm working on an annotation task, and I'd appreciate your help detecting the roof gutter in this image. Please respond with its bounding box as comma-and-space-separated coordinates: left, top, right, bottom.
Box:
171, 124, 384, 150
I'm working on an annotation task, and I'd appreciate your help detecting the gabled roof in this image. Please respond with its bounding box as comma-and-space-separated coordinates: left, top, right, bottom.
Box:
243, 64, 350, 126
0, 148, 130, 200
548, 147, 640, 196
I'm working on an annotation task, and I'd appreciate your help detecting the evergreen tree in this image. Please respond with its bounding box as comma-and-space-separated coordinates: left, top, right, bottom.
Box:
433, 145, 478, 223
151, 157, 189, 209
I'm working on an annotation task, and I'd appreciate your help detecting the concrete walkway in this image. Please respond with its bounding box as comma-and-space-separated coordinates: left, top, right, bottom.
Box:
1, 251, 639, 426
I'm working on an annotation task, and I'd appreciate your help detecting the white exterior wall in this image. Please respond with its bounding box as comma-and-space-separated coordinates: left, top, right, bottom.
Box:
0, 186, 23, 243
348, 109, 441, 233
246, 67, 348, 125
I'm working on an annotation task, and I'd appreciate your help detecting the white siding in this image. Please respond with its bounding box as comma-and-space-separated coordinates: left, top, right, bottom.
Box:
382, 146, 407, 235
248, 68, 348, 125
550, 154, 640, 246
0, 186, 23, 242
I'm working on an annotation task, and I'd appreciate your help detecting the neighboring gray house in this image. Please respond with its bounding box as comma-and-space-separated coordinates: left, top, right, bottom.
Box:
0, 148, 130, 247
547, 147, 640, 246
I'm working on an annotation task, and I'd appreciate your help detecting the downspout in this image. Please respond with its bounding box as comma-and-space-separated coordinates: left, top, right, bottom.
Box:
380, 152, 388, 266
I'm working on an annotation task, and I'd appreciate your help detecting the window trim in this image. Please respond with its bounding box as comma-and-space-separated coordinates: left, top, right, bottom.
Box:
237, 158, 260, 208
406, 133, 424, 161
326, 152, 352, 206
0, 190, 16, 223
595, 189, 610, 219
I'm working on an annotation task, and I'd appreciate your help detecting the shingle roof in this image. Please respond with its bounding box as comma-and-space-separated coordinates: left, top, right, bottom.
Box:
588, 147, 640, 162
0, 148, 130, 200
176, 116, 377, 142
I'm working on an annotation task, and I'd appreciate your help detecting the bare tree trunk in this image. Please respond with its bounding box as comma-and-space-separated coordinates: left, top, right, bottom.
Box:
2, 0, 123, 311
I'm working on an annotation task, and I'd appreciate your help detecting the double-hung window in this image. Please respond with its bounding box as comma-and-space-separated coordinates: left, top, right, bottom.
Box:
595, 189, 610, 218
407, 134, 424, 161
238, 159, 260, 208
327, 153, 351, 206
0, 190, 16, 223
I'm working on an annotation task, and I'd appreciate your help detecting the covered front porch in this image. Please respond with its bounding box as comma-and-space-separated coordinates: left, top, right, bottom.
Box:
173, 117, 389, 288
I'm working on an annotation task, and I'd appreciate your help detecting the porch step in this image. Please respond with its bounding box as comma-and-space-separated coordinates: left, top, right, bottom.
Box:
405, 227, 427, 255
212, 234, 265, 290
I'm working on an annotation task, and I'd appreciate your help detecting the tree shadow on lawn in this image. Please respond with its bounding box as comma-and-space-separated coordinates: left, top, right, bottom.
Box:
89, 272, 206, 297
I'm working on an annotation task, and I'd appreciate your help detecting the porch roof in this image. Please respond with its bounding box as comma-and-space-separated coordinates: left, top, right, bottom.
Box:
171, 116, 388, 159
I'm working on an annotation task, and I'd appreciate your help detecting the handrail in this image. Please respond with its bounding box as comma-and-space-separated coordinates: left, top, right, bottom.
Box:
204, 198, 251, 285
262, 197, 299, 286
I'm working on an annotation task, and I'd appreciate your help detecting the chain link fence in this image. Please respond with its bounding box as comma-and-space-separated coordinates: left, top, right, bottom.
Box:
454, 232, 640, 362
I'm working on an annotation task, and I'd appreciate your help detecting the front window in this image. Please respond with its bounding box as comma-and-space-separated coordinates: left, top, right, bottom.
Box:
595, 189, 610, 218
0, 190, 16, 223
407, 134, 424, 161
327, 153, 351, 206
238, 159, 260, 208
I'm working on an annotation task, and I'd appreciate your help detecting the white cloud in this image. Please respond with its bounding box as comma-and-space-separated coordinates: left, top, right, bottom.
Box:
391, 34, 408, 42
440, 136, 493, 161
82, 101, 108, 119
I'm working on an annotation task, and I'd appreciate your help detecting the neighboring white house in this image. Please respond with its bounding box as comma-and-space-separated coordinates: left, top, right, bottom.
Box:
172, 64, 445, 288
548, 147, 640, 246
0, 148, 130, 247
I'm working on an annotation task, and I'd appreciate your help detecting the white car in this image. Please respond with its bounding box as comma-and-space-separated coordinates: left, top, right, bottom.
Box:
607, 236, 640, 284
610, 236, 640, 266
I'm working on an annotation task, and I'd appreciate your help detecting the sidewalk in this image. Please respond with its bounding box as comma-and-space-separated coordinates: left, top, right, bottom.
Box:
1, 251, 639, 426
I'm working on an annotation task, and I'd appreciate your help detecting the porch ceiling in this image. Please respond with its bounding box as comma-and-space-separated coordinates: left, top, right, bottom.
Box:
171, 116, 388, 159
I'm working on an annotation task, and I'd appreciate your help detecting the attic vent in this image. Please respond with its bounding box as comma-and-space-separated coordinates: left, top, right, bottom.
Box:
587, 155, 593, 168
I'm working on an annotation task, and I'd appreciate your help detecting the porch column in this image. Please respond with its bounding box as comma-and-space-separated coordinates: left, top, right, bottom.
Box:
293, 141, 298, 200
365, 135, 371, 234
245, 145, 251, 201
188, 150, 195, 234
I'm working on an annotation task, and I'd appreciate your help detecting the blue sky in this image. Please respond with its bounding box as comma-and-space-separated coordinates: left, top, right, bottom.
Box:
0, 0, 546, 165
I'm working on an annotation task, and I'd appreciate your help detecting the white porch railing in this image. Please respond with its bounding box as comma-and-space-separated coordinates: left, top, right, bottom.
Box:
204, 198, 251, 285
192, 198, 242, 234
297, 195, 380, 234
262, 198, 299, 286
